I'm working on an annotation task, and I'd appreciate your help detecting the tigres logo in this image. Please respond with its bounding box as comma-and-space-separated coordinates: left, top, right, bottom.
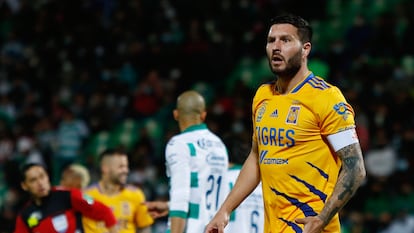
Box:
286, 105, 300, 125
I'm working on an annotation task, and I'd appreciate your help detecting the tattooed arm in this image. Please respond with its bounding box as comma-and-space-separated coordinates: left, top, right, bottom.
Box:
319, 143, 366, 221
295, 142, 366, 233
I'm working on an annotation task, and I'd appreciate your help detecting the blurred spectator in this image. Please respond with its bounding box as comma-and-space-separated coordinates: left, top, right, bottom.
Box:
379, 211, 414, 233
14, 136, 45, 166
364, 146, 397, 179
0, 130, 14, 163
53, 106, 89, 184
132, 69, 163, 118
393, 180, 414, 216
363, 180, 394, 232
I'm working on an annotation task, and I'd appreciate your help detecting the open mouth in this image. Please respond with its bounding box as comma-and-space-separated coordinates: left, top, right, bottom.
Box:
272, 55, 284, 64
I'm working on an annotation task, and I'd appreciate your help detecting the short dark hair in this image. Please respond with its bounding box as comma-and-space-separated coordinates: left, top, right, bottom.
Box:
20, 163, 47, 182
98, 147, 128, 164
270, 13, 312, 44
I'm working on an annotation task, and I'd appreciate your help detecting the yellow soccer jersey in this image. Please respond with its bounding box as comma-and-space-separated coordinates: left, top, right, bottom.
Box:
252, 72, 355, 233
83, 183, 154, 233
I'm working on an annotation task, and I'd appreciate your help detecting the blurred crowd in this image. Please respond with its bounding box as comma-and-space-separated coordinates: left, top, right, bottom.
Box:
1, 0, 414, 232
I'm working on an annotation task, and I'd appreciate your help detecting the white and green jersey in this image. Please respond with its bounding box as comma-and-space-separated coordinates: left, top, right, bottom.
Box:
166, 123, 229, 233
225, 165, 264, 233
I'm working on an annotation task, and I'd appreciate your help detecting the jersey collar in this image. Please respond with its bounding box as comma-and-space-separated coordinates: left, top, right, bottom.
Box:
291, 72, 315, 94
182, 123, 208, 133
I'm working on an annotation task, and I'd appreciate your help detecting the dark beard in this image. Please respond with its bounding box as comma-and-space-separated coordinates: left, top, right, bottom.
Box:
271, 49, 302, 79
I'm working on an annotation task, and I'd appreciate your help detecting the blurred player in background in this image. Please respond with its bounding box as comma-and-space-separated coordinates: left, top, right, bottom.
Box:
205, 13, 366, 233
222, 134, 264, 233
82, 148, 154, 233
60, 163, 91, 189
145, 133, 265, 233
164, 90, 229, 233
14, 163, 117, 233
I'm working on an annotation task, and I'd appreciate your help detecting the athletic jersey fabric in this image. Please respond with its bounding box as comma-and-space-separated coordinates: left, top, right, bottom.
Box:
83, 183, 153, 233
14, 187, 116, 233
166, 123, 229, 233
252, 72, 356, 233
224, 165, 264, 233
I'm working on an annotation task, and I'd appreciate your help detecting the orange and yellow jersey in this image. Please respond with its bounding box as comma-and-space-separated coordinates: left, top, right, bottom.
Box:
82, 183, 154, 233
252, 72, 355, 233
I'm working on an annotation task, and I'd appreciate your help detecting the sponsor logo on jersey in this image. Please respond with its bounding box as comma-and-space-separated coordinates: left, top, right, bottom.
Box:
197, 138, 223, 149
270, 109, 278, 118
259, 150, 268, 164
259, 150, 288, 164
256, 102, 267, 122
286, 105, 300, 125
333, 102, 351, 120
262, 158, 289, 164
206, 152, 227, 167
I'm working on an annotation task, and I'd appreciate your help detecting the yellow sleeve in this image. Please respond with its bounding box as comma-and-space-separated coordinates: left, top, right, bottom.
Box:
316, 86, 355, 135
82, 188, 106, 233
134, 189, 154, 228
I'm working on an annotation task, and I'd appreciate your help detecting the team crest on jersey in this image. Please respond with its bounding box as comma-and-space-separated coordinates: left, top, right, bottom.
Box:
256, 101, 268, 122
333, 102, 351, 120
286, 105, 300, 125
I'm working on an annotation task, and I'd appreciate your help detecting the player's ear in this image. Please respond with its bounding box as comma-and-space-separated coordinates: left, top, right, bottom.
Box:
101, 160, 109, 174
173, 109, 179, 121
200, 111, 207, 121
21, 182, 28, 191
302, 42, 311, 57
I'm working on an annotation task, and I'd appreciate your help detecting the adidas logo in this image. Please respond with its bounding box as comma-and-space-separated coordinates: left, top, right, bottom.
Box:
270, 109, 278, 117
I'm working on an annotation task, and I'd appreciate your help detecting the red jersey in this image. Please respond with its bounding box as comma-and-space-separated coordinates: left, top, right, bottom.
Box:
14, 187, 116, 233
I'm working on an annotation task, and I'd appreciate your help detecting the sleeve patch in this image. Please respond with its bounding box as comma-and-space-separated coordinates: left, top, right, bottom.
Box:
333, 102, 353, 121
82, 194, 94, 205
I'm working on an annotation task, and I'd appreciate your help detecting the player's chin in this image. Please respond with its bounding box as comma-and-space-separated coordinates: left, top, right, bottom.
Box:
119, 176, 128, 184
271, 66, 283, 74
37, 189, 50, 197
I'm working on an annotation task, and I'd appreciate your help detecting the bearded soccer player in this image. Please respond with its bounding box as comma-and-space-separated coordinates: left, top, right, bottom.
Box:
205, 13, 366, 233
14, 163, 117, 233
83, 148, 153, 233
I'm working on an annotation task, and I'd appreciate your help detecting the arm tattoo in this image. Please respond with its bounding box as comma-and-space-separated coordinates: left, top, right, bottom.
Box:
338, 155, 359, 200
318, 143, 366, 225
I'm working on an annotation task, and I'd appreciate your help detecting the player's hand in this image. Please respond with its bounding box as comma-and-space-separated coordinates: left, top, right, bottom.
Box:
204, 211, 229, 233
144, 201, 169, 219
295, 216, 324, 233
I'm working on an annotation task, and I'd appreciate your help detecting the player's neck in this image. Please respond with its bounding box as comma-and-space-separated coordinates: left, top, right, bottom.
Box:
99, 180, 121, 195
276, 67, 310, 94
33, 197, 42, 205
180, 121, 202, 132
